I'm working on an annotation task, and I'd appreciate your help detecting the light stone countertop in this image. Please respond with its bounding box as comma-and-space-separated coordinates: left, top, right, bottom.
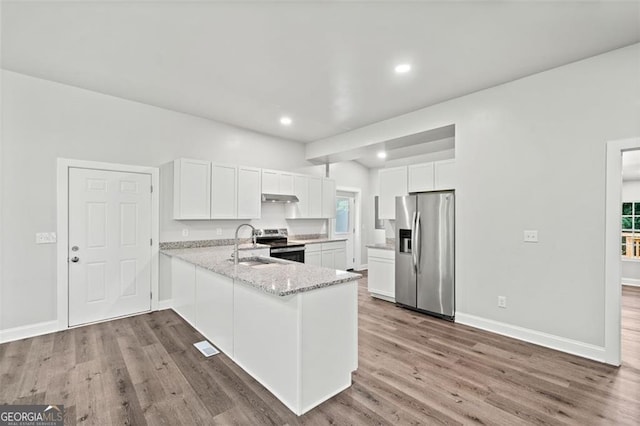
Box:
366, 243, 395, 251
289, 237, 348, 245
161, 245, 361, 297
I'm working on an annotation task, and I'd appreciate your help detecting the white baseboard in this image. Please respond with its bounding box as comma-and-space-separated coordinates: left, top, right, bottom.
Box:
621, 277, 640, 287
0, 320, 59, 344
456, 312, 607, 363
158, 299, 173, 310
354, 264, 368, 271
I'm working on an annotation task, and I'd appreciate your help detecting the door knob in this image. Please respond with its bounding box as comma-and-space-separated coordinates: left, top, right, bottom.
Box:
70, 256, 80, 263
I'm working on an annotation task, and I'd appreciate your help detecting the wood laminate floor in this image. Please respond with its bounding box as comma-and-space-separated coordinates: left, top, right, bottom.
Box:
1, 277, 639, 425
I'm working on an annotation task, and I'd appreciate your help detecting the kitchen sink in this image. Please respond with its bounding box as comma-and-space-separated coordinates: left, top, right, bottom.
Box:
231, 257, 281, 268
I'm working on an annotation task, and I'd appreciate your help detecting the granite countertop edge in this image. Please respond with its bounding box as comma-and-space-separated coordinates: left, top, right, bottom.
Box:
290, 237, 348, 244
161, 246, 361, 297
366, 243, 395, 251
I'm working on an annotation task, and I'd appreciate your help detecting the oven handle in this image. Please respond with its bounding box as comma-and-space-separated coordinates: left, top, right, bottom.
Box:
270, 246, 306, 254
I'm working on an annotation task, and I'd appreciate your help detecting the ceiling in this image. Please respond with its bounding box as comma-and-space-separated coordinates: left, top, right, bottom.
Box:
2, 1, 639, 146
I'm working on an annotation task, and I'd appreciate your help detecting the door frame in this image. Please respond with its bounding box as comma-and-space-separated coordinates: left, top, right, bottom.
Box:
335, 186, 362, 270
56, 158, 160, 330
604, 137, 640, 366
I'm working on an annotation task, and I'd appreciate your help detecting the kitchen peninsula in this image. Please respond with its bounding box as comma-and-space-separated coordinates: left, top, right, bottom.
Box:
161, 244, 361, 416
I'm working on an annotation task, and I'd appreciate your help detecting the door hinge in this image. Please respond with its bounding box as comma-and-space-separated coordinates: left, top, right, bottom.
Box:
150, 238, 153, 246
150, 291, 153, 300
150, 185, 153, 193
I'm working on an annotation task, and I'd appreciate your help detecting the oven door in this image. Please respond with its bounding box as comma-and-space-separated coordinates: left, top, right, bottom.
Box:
270, 246, 305, 263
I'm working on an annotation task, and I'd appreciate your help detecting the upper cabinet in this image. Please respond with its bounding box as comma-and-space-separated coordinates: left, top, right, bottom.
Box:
173, 159, 261, 220
174, 158, 211, 219
262, 169, 294, 194
379, 166, 408, 220
285, 174, 335, 219
237, 166, 261, 219
407, 159, 456, 193
211, 163, 237, 219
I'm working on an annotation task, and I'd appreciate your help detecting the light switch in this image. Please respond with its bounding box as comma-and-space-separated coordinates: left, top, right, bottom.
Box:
523, 230, 538, 243
35, 232, 57, 244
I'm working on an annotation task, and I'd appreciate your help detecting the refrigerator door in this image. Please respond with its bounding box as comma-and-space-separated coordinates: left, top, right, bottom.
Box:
416, 191, 455, 318
395, 195, 417, 307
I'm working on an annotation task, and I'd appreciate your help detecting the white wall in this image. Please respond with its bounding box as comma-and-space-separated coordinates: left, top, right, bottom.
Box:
0, 70, 315, 330
307, 44, 640, 350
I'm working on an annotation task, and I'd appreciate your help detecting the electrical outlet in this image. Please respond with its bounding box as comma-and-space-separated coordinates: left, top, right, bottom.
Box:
498, 296, 507, 308
523, 230, 538, 243
216, 228, 222, 236
35, 232, 57, 244
182, 229, 189, 237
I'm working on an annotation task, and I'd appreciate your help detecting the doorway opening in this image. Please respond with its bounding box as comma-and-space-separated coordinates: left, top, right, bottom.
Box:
57, 159, 159, 330
605, 137, 640, 366
619, 149, 640, 370
334, 187, 362, 271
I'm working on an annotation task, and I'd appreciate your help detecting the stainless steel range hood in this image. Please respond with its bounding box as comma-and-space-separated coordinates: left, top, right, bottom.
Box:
261, 193, 299, 203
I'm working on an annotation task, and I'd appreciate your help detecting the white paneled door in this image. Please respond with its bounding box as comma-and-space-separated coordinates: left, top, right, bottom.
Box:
68, 168, 152, 326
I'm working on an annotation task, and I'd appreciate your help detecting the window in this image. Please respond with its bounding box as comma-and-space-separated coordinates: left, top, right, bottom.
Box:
335, 197, 350, 234
621, 201, 640, 258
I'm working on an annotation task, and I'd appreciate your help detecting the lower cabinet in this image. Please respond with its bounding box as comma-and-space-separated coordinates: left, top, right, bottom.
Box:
367, 248, 395, 302
305, 241, 347, 270
171, 257, 196, 326
195, 268, 234, 355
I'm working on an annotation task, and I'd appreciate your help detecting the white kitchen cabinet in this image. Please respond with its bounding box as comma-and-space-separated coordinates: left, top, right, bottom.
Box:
237, 166, 261, 219
171, 257, 196, 326
408, 162, 435, 193
319, 241, 347, 270
196, 267, 234, 356
367, 248, 395, 302
379, 166, 408, 220
211, 163, 237, 219
262, 169, 294, 194
305, 244, 322, 266
308, 177, 323, 218
434, 159, 456, 190
173, 158, 211, 219
322, 178, 337, 219
285, 175, 334, 219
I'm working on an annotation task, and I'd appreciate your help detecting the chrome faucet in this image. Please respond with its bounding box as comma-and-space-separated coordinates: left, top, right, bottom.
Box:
233, 223, 256, 265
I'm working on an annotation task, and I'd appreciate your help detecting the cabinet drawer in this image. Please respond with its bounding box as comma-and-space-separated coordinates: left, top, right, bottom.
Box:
305, 243, 322, 253
322, 241, 345, 251
368, 248, 394, 261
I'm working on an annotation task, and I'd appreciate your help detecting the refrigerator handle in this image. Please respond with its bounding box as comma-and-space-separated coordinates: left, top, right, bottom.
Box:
415, 211, 421, 273
411, 211, 417, 272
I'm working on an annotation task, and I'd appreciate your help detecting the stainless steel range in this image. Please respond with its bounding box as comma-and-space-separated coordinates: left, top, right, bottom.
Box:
255, 228, 305, 263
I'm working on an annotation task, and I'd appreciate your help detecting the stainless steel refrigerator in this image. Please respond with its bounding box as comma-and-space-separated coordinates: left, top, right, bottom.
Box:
395, 191, 455, 320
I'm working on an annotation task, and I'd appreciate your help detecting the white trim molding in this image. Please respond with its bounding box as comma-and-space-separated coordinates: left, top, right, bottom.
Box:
158, 300, 174, 310
0, 320, 59, 344
56, 158, 160, 332
456, 313, 606, 363
604, 137, 640, 366
622, 279, 640, 288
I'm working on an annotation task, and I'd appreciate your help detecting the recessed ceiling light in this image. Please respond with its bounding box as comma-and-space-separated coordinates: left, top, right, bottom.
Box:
280, 116, 292, 126
377, 151, 387, 159
394, 63, 411, 74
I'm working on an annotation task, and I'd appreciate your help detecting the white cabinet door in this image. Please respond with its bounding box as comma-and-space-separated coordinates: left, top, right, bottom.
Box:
379, 166, 408, 220
238, 166, 261, 219
305, 250, 322, 266
173, 158, 211, 219
368, 249, 395, 301
408, 163, 435, 193
279, 173, 294, 194
307, 177, 323, 218
171, 257, 196, 326
285, 175, 308, 219
262, 170, 279, 194
321, 249, 335, 269
211, 164, 237, 219
434, 159, 456, 190
334, 248, 347, 270
322, 178, 336, 219
196, 267, 234, 356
